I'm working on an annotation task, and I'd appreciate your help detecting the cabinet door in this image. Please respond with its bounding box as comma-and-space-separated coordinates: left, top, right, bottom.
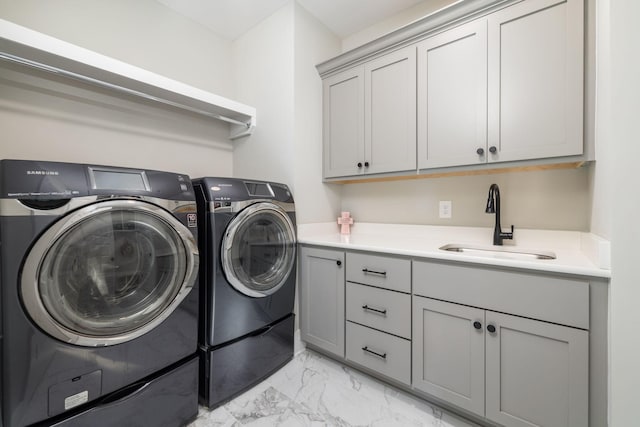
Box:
299, 246, 345, 357
487, 0, 583, 163
485, 312, 588, 427
412, 297, 485, 417
364, 46, 417, 174
417, 19, 487, 169
323, 67, 365, 178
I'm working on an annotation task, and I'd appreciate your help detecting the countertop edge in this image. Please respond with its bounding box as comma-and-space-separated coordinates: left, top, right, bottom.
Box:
297, 223, 611, 280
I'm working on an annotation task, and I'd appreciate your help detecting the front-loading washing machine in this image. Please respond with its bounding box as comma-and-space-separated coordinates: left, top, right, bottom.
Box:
193, 177, 296, 408
0, 159, 200, 426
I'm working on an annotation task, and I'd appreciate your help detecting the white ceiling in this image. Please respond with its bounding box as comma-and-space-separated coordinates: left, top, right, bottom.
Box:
156, 0, 427, 40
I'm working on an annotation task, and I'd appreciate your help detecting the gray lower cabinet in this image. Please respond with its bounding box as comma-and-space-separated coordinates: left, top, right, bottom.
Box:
346, 252, 411, 293
346, 321, 411, 385
299, 246, 345, 357
484, 311, 588, 427
413, 263, 590, 427
412, 297, 485, 416
346, 282, 411, 339
344, 252, 412, 385
300, 246, 599, 427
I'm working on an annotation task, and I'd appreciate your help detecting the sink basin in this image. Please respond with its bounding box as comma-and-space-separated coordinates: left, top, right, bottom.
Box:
439, 243, 556, 260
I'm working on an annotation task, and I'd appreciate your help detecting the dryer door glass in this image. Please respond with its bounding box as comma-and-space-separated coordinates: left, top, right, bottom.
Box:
222, 202, 296, 298
21, 200, 198, 346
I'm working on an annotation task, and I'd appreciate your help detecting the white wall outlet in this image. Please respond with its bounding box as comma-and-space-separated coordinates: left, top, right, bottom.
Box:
439, 200, 452, 219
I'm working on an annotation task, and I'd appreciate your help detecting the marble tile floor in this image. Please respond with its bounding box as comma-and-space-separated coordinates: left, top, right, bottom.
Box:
188, 349, 479, 427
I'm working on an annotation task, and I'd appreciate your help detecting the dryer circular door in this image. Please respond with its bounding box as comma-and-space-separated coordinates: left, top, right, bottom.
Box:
21, 199, 199, 347
221, 202, 296, 298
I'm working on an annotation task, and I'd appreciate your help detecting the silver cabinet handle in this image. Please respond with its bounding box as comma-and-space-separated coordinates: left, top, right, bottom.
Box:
362, 305, 387, 316
362, 268, 386, 276
362, 346, 387, 360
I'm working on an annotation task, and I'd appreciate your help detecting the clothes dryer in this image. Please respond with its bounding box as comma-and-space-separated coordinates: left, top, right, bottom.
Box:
193, 177, 296, 408
0, 159, 200, 427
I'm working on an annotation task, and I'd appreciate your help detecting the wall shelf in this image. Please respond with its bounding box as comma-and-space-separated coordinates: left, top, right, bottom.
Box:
0, 19, 256, 140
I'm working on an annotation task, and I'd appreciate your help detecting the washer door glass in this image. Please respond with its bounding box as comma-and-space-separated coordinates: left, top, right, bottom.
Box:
21, 200, 198, 346
222, 202, 296, 298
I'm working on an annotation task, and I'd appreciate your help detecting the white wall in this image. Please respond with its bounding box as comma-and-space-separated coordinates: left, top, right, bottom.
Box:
342, 168, 590, 230
0, 63, 233, 177
589, 0, 612, 240
0, 0, 236, 178
231, 4, 295, 186
608, 0, 640, 424
293, 3, 342, 224
0, 0, 234, 97
231, 1, 342, 225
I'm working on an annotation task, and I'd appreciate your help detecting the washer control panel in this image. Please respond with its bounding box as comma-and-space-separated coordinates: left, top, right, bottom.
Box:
0, 159, 194, 200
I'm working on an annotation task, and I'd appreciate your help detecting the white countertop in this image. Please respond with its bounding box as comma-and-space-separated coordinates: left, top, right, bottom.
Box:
298, 222, 611, 279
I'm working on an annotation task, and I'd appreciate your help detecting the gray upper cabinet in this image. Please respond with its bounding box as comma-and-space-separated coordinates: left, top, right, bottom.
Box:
299, 246, 345, 358
320, 0, 585, 180
323, 46, 416, 179
364, 46, 417, 175
487, 0, 584, 163
323, 68, 365, 178
419, 0, 583, 170
417, 19, 488, 169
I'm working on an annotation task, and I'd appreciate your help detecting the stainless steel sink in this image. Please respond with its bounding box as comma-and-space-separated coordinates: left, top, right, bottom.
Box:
439, 243, 556, 260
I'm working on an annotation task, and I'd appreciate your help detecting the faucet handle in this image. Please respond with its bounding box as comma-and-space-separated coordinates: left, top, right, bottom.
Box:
501, 225, 514, 240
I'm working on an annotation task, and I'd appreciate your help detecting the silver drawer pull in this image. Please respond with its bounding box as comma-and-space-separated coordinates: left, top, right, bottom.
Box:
362, 268, 387, 276
362, 346, 387, 360
362, 305, 387, 316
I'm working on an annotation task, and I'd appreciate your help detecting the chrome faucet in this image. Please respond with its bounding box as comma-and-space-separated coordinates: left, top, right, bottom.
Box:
485, 183, 514, 246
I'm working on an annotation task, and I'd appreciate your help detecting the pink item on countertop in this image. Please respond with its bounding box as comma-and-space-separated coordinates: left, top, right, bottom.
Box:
337, 211, 354, 235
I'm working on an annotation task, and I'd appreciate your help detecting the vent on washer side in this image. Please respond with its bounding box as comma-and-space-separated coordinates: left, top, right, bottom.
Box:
19, 199, 71, 210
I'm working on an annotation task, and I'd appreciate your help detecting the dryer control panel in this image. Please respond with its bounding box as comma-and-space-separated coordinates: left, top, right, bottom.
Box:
195, 177, 294, 204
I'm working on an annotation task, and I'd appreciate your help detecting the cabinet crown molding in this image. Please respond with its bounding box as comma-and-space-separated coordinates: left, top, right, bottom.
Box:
316, 0, 518, 77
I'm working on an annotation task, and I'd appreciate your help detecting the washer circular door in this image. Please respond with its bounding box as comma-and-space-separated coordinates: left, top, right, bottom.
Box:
21, 199, 199, 347
221, 202, 296, 298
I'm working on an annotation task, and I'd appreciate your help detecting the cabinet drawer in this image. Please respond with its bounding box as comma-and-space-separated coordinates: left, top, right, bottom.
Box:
413, 260, 589, 329
346, 282, 411, 339
346, 322, 411, 385
346, 252, 410, 293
